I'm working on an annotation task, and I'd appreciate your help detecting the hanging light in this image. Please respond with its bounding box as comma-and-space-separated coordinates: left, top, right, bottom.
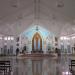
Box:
71, 36, 75, 39
8, 36, 11, 40
0, 36, 2, 40
56, 0, 64, 7
34, 0, 40, 25
4, 37, 8, 40
35, 25, 39, 31
11, 37, 14, 40
10, 0, 20, 8
60, 36, 70, 40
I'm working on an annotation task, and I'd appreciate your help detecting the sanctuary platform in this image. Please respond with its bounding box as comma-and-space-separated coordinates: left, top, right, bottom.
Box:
18, 53, 57, 57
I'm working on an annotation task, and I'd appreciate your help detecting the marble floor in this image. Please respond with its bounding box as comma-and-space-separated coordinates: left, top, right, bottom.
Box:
0, 55, 73, 75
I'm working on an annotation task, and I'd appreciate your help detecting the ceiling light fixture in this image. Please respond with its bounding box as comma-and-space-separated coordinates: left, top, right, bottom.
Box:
56, 0, 64, 8
10, 0, 20, 8
34, 0, 40, 25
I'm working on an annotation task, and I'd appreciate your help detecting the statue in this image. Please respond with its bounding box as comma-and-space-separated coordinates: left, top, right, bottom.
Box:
16, 48, 19, 56
22, 45, 27, 54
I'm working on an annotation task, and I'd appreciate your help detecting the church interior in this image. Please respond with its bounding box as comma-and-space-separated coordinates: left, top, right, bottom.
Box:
0, 0, 75, 75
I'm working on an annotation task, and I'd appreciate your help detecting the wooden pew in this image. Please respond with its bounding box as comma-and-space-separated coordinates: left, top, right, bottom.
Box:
0, 61, 11, 75
69, 60, 75, 75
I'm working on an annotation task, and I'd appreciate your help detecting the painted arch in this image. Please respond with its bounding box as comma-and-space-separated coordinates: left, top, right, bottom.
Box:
32, 32, 42, 51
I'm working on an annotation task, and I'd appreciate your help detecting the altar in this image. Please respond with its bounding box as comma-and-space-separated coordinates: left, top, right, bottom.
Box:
18, 52, 57, 57
18, 26, 56, 56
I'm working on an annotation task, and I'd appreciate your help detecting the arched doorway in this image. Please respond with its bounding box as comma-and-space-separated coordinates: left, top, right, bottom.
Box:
32, 32, 43, 53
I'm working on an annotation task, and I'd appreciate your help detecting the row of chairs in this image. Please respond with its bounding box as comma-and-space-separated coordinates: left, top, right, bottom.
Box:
0, 59, 75, 75
69, 60, 75, 75
0, 61, 11, 75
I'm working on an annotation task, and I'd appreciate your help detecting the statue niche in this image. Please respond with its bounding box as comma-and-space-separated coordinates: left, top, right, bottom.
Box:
32, 32, 43, 53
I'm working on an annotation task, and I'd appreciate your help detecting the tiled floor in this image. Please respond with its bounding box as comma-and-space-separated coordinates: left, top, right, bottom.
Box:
0, 55, 72, 75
